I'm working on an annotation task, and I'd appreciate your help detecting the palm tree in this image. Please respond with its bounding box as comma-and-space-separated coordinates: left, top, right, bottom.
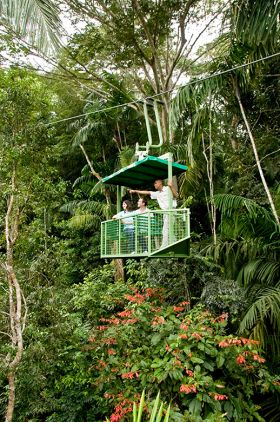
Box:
0, 0, 61, 53
211, 194, 280, 358
170, 0, 280, 224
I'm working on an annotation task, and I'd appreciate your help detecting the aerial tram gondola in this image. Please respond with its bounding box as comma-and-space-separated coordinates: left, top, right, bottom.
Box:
100, 100, 190, 258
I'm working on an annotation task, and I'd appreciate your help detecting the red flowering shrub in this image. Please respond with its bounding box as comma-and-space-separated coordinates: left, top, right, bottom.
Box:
82, 286, 280, 421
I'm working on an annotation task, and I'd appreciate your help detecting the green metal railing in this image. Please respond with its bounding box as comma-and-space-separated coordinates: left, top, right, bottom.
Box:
101, 209, 190, 258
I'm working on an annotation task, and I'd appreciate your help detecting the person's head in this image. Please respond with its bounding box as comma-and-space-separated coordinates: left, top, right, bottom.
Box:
122, 199, 133, 211
137, 197, 148, 208
154, 179, 163, 191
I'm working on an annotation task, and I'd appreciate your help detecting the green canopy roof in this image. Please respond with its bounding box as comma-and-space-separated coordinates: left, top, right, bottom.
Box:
102, 155, 188, 188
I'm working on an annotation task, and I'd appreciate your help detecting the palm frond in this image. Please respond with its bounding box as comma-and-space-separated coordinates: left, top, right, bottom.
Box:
239, 285, 280, 333
1, 0, 62, 53
238, 260, 280, 287
118, 147, 135, 168
60, 200, 85, 215
72, 121, 104, 147
73, 174, 94, 188
214, 194, 271, 220
68, 213, 100, 230
170, 75, 223, 131
60, 200, 108, 218
89, 179, 105, 196
233, 0, 280, 49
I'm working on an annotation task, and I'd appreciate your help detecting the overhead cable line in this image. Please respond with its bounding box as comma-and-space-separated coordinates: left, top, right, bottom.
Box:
48, 51, 280, 126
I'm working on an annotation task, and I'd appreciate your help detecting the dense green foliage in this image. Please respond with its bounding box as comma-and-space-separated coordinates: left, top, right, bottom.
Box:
0, 0, 279, 421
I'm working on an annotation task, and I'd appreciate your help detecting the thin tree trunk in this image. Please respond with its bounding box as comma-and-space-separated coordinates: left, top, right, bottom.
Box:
202, 105, 217, 245
234, 82, 279, 225
4, 170, 25, 422
113, 259, 125, 281
230, 115, 239, 150
79, 144, 112, 218
5, 373, 15, 422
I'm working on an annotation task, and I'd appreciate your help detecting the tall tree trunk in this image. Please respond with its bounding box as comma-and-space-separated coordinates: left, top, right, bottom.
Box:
202, 104, 217, 244
234, 82, 279, 225
4, 170, 25, 422
113, 259, 125, 281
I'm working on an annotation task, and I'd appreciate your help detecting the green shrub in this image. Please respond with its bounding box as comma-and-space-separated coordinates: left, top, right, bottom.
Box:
84, 287, 279, 421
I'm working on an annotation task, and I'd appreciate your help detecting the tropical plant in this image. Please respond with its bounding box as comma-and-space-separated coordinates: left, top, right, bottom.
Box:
170, 0, 280, 224
209, 194, 280, 359
61, 284, 279, 421
106, 390, 170, 422
0, 68, 66, 422
0, 0, 61, 53
132, 391, 170, 422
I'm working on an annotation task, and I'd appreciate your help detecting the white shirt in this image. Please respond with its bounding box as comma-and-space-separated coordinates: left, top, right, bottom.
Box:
114, 210, 134, 230
150, 186, 177, 210
133, 207, 151, 215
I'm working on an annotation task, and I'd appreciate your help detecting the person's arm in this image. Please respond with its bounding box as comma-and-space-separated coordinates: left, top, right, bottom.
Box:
112, 211, 122, 219
167, 181, 178, 199
129, 189, 151, 195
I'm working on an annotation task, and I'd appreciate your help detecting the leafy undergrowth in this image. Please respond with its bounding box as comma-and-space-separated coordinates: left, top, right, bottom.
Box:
83, 287, 280, 421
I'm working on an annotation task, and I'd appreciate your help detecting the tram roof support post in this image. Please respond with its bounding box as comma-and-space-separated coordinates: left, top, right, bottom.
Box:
117, 185, 121, 213
168, 152, 173, 209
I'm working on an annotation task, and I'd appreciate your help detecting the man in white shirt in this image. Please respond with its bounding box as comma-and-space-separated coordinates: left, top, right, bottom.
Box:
129, 180, 178, 248
133, 197, 151, 252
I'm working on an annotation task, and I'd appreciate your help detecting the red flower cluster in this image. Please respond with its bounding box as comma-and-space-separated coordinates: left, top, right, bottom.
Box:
192, 332, 203, 340
121, 371, 139, 379
96, 359, 107, 371
240, 338, 260, 345
173, 305, 185, 312
110, 399, 133, 422
98, 325, 108, 331
218, 338, 242, 347
117, 310, 133, 318
216, 313, 229, 323
123, 318, 139, 325
214, 394, 228, 401
100, 317, 120, 325
236, 351, 265, 365
180, 323, 189, 331
180, 384, 197, 394
103, 337, 117, 345
125, 293, 145, 304
145, 287, 155, 297
108, 349, 116, 355
252, 354, 265, 363
179, 333, 188, 339
185, 369, 194, 377
236, 354, 246, 365
219, 337, 260, 348
152, 316, 165, 326
151, 306, 162, 312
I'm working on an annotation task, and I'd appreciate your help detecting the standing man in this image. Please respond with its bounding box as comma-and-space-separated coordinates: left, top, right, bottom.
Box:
129, 180, 178, 248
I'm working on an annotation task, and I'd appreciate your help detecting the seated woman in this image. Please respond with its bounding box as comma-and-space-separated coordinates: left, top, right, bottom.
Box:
112, 200, 135, 253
